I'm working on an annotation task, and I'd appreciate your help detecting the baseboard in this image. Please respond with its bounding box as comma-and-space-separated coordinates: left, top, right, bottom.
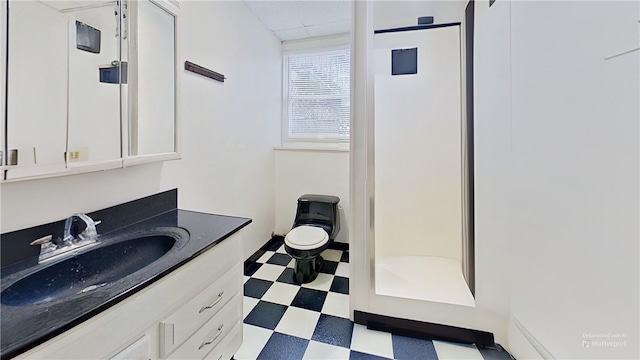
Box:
507, 317, 546, 360
354, 310, 495, 348
262, 235, 285, 250
243, 236, 278, 274
329, 241, 349, 251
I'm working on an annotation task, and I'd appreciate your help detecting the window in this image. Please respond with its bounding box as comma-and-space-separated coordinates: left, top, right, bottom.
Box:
283, 47, 350, 142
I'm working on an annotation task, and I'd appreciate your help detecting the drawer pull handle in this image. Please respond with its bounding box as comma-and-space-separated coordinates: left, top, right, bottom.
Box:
198, 324, 224, 350
199, 291, 225, 313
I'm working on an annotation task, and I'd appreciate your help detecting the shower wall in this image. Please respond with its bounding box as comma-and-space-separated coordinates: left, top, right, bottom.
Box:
373, 25, 463, 261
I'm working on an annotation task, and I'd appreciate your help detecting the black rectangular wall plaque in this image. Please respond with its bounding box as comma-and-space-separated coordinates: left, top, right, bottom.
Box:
185, 61, 225, 83
391, 48, 418, 75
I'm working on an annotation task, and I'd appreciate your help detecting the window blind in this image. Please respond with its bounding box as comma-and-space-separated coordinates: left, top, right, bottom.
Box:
285, 48, 350, 140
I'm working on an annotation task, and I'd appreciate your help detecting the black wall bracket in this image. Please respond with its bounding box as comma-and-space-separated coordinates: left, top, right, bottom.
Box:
184, 61, 225, 83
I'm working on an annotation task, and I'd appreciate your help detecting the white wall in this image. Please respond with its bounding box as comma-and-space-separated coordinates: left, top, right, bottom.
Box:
1, 0, 282, 261
505, 1, 639, 359
472, 0, 513, 326
373, 26, 463, 261
373, 0, 466, 30
1, 164, 164, 233
274, 149, 349, 244
159, 0, 281, 259
475, 0, 640, 358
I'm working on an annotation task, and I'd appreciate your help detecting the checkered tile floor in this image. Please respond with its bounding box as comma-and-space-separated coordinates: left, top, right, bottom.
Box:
236, 239, 513, 360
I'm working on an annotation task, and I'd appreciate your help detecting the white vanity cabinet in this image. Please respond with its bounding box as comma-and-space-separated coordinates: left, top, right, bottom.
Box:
111, 335, 152, 360
15, 232, 244, 360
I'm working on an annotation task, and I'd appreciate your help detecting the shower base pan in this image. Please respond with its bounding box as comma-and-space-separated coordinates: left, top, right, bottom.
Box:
375, 255, 475, 307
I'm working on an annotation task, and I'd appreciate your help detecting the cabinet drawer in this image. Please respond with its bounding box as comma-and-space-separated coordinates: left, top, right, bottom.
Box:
167, 293, 242, 360
203, 323, 242, 360
160, 263, 242, 357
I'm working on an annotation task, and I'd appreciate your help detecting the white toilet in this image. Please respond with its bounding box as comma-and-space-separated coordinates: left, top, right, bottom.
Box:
285, 225, 329, 251
284, 195, 340, 283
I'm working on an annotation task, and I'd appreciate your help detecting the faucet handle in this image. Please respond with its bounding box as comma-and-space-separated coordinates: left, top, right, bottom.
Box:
30, 235, 53, 246
73, 213, 100, 227
73, 213, 101, 241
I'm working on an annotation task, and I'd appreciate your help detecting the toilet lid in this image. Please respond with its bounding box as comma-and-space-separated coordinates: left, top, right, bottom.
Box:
285, 226, 329, 250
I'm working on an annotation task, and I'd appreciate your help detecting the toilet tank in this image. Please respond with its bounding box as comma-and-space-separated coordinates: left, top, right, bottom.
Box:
293, 195, 340, 240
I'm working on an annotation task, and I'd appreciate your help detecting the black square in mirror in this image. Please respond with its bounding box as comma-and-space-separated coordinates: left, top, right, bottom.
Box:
76, 20, 101, 54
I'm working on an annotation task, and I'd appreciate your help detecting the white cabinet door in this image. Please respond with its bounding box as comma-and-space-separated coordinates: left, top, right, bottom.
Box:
66, 5, 123, 170
111, 335, 151, 360
129, 0, 177, 157
5, 1, 69, 179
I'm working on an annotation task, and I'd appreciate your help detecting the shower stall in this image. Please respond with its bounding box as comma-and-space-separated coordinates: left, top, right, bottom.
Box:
371, 23, 474, 307
350, 1, 504, 345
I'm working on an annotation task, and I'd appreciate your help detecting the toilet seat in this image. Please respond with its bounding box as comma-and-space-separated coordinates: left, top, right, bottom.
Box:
285, 226, 328, 250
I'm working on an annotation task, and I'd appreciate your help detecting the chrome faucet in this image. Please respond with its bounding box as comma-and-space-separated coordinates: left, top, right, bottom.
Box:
30, 213, 101, 263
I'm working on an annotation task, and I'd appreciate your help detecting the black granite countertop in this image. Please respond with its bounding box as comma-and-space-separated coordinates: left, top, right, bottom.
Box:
0, 209, 251, 359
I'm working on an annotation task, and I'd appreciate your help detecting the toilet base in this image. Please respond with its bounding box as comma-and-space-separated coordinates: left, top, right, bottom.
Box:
285, 240, 330, 284
293, 255, 324, 284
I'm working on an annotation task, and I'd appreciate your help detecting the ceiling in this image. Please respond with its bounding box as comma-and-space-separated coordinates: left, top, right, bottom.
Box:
39, 0, 115, 12
243, 1, 351, 42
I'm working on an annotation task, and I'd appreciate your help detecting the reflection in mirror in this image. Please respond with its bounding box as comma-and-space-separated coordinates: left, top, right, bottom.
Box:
66, 2, 123, 167
0, 3, 7, 172
130, 0, 176, 157
5, 1, 69, 179
1, 3, 5, 173
4, 0, 123, 180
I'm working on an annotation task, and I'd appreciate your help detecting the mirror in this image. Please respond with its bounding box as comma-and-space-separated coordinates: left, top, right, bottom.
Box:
5, 0, 76, 179
4, 0, 124, 180
2, 0, 179, 181
128, 0, 177, 159
66, 2, 124, 170
0, 3, 4, 173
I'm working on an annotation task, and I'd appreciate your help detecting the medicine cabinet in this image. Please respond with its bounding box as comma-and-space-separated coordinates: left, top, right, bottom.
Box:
0, 0, 180, 181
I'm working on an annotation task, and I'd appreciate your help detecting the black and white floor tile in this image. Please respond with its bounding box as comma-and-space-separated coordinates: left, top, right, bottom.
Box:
236, 239, 513, 360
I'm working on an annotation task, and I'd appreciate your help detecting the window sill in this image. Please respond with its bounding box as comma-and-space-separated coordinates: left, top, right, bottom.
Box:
274, 143, 349, 153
